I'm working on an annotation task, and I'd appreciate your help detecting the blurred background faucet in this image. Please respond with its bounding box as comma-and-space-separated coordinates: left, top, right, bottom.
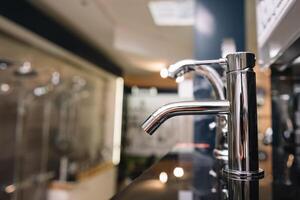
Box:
161, 60, 228, 161
142, 52, 264, 200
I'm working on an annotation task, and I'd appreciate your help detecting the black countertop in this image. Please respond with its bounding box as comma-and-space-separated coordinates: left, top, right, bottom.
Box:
112, 144, 225, 200
112, 143, 273, 200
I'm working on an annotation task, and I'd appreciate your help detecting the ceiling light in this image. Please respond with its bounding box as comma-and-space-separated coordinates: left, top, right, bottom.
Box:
173, 167, 184, 178
148, 0, 195, 26
160, 68, 169, 78
5, 185, 16, 193
0, 83, 10, 93
159, 172, 168, 183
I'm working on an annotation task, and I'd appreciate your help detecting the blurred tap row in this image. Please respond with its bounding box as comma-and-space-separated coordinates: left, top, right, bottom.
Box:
0, 59, 109, 200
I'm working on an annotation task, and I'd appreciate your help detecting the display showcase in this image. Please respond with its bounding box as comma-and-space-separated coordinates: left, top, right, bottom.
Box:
0, 17, 123, 200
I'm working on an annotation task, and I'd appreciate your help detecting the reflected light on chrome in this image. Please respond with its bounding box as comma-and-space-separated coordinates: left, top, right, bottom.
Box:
175, 76, 184, 83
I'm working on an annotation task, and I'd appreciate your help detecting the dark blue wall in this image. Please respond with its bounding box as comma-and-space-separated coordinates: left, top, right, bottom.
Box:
194, 0, 245, 59
193, 0, 245, 148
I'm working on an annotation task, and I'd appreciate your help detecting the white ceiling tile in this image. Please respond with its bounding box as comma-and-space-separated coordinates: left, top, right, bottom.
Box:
30, 0, 193, 74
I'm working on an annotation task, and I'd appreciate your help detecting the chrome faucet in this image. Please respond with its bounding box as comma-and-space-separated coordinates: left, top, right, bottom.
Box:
142, 52, 264, 200
165, 60, 228, 160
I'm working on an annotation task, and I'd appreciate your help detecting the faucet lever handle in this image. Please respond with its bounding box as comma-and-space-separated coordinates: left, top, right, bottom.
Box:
168, 58, 227, 79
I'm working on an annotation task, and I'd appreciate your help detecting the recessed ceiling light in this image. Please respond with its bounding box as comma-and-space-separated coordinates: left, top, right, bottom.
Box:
159, 172, 168, 183
160, 68, 169, 78
148, 0, 195, 26
173, 166, 184, 177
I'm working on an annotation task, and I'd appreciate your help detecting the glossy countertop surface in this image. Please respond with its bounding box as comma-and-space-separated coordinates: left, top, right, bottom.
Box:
112, 143, 272, 200
111, 144, 222, 200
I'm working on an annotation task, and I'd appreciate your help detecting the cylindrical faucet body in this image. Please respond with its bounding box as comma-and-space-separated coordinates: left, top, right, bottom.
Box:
224, 53, 264, 200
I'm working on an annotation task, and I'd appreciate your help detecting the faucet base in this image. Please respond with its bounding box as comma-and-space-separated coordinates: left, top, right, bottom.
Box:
223, 168, 264, 181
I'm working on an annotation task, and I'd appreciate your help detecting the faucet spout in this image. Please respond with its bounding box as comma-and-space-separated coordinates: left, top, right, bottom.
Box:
142, 100, 230, 135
